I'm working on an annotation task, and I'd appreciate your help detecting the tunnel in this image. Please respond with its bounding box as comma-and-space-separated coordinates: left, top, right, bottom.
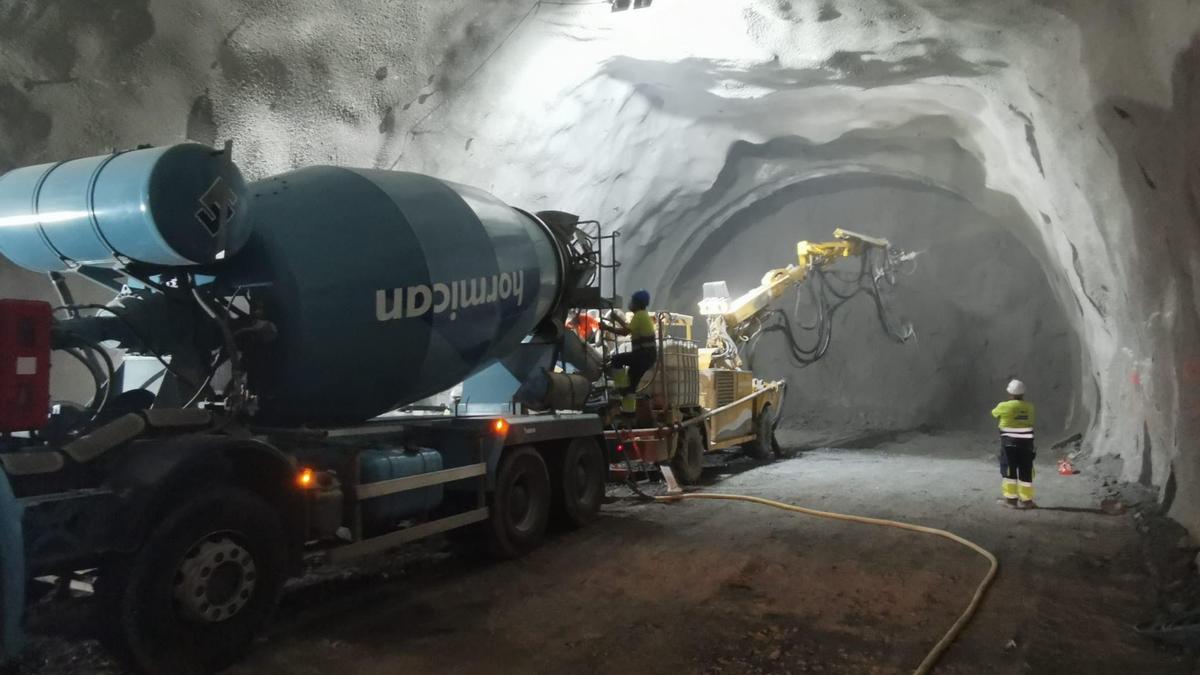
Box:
2, 0, 1200, 672
661, 167, 1084, 435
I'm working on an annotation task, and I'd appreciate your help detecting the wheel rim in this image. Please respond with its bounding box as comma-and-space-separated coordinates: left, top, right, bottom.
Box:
573, 463, 589, 496
680, 432, 702, 478
173, 533, 257, 624
757, 407, 774, 455
510, 477, 534, 531
572, 449, 600, 502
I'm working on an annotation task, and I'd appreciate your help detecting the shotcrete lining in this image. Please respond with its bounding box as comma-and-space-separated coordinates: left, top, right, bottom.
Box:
3, 0, 1200, 531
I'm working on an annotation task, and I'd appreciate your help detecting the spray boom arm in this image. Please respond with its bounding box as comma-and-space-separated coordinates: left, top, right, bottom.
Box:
699, 228, 915, 370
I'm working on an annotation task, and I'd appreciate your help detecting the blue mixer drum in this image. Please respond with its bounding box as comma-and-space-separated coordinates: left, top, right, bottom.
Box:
225, 167, 566, 424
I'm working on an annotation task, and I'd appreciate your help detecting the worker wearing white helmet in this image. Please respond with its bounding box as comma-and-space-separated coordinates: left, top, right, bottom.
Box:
992, 379, 1036, 509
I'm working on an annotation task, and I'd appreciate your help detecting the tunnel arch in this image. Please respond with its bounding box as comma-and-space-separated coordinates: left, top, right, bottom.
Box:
647, 162, 1090, 436
1, 0, 1197, 530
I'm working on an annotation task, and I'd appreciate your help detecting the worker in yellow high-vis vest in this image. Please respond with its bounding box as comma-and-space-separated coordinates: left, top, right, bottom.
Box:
992, 379, 1036, 509
604, 290, 657, 415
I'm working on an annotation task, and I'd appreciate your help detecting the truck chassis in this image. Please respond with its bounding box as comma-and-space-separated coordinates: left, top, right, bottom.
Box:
0, 410, 606, 671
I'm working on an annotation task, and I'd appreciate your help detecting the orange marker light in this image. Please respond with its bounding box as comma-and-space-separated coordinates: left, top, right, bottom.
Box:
493, 418, 509, 435
296, 467, 316, 489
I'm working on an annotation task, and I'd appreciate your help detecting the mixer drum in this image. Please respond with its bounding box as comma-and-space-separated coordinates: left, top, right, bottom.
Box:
226, 167, 564, 425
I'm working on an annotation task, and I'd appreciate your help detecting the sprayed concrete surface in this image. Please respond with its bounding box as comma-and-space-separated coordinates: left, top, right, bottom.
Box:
15, 432, 1188, 673
3, 0, 1200, 532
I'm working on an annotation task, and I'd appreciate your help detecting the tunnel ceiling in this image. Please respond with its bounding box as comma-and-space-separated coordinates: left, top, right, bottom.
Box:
3, 1, 1200, 531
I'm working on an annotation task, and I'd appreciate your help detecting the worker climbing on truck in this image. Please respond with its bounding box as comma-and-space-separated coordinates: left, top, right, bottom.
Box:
993, 379, 1037, 509
603, 289, 657, 414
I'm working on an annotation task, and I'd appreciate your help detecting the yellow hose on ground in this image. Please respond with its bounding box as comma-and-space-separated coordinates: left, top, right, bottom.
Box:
654, 492, 998, 675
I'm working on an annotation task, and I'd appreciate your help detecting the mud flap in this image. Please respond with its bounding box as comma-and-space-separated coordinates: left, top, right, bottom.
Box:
659, 464, 683, 496
0, 467, 23, 663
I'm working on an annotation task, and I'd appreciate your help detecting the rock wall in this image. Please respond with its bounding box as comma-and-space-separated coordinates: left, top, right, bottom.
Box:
2, 0, 1200, 533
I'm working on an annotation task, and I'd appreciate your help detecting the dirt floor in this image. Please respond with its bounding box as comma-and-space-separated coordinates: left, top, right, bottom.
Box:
15, 430, 1199, 674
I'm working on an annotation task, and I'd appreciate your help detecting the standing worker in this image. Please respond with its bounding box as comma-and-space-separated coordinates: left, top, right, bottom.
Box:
603, 290, 657, 415
992, 379, 1036, 509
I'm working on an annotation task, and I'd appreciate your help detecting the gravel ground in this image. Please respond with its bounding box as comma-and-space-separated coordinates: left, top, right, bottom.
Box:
14, 430, 1196, 674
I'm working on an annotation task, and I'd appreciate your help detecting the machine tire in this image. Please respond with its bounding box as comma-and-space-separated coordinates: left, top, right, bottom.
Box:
98, 485, 286, 674
488, 445, 552, 559
551, 438, 606, 529
671, 427, 705, 485
744, 404, 777, 461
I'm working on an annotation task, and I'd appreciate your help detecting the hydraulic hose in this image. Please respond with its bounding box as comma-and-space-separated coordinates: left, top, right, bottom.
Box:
654, 491, 998, 675
742, 244, 914, 369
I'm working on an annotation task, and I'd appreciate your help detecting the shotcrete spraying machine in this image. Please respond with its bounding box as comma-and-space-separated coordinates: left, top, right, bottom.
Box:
599, 228, 915, 488
0, 143, 620, 672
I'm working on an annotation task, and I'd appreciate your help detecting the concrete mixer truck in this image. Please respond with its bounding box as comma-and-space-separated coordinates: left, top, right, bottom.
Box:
0, 143, 623, 672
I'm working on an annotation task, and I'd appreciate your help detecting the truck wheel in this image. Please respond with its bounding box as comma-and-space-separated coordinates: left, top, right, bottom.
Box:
671, 427, 705, 485
744, 404, 777, 461
551, 438, 606, 529
99, 485, 286, 674
489, 445, 551, 559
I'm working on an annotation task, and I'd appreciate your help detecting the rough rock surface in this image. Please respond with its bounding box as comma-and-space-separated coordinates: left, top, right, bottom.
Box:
2, 1, 1200, 531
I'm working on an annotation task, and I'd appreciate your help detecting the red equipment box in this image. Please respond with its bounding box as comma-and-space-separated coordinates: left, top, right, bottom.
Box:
0, 299, 52, 432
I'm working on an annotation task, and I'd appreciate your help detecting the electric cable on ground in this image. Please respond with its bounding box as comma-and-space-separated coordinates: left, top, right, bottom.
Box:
652, 491, 998, 675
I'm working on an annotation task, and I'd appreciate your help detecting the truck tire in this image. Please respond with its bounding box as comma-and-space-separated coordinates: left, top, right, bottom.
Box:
671, 427, 705, 485
551, 438, 606, 529
488, 445, 551, 559
744, 404, 777, 461
99, 485, 286, 674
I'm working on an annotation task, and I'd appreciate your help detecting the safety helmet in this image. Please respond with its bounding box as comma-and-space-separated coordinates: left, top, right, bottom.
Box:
631, 289, 651, 309
1006, 379, 1026, 396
